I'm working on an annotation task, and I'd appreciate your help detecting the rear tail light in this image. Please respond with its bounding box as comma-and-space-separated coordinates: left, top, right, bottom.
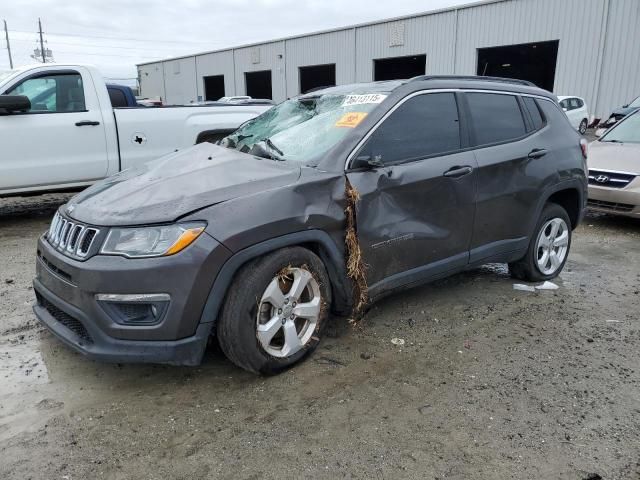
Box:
580, 138, 588, 159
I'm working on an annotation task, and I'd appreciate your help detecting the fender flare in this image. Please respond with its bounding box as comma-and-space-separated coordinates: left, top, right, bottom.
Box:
528, 178, 586, 237
198, 230, 351, 329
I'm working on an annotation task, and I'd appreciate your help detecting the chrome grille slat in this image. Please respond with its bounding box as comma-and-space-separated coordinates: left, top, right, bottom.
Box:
45, 212, 100, 259
588, 169, 637, 189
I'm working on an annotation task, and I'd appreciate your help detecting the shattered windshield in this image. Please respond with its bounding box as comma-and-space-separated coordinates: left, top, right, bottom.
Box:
221, 92, 389, 163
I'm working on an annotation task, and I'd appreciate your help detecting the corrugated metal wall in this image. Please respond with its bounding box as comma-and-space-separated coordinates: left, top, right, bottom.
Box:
354, 11, 457, 81
233, 41, 286, 101
455, 0, 607, 116
138, 0, 638, 117
594, 0, 640, 117
285, 29, 356, 98
162, 57, 198, 105
138, 63, 165, 101
195, 50, 235, 100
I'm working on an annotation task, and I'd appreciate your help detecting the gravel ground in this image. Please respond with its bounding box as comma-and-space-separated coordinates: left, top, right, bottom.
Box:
0, 192, 639, 480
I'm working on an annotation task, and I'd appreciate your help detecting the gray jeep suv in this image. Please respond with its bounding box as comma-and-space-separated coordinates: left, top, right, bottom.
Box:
33, 76, 588, 374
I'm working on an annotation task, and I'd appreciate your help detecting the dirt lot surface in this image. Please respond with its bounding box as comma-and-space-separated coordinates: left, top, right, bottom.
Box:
1, 192, 639, 480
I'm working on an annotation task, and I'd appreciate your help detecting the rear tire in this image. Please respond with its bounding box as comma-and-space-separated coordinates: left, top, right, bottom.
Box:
509, 203, 572, 282
579, 119, 588, 135
216, 247, 331, 375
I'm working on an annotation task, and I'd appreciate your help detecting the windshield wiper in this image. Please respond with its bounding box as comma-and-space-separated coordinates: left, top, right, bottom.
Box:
603, 139, 623, 143
264, 137, 284, 157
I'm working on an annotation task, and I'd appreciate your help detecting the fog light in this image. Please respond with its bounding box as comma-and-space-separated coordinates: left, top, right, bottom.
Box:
95, 293, 170, 325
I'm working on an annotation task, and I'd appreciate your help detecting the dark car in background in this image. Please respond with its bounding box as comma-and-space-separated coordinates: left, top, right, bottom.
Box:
33, 76, 587, 374
599, 94, 640, 128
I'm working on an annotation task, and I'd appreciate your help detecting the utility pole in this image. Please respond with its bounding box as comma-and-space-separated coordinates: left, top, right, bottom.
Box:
3, 19, 12, 68
38, 17, 45, 63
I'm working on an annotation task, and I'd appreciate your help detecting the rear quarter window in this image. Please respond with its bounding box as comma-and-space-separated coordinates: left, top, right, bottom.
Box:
466, 92, 526, 146
522, 97, 545, 131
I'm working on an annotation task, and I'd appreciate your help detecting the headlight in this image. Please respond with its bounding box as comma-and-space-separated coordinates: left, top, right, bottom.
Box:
101, 222, 206, 258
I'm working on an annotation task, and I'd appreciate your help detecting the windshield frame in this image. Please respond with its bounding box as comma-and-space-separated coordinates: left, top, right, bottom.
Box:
600, 109, 640, 144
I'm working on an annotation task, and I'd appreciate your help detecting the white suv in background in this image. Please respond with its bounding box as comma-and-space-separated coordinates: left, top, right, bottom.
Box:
558, 96, 589, 134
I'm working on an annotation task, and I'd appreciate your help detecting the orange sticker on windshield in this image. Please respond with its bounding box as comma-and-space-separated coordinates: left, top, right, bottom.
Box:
335, 112, 368, 128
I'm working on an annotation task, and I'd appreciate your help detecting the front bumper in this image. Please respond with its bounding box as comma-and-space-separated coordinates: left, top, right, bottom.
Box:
588, 182, 640, 217
33, 231, 231, 365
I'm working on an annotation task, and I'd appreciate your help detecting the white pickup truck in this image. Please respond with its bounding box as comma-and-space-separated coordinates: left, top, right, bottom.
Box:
0, 64, 271, 196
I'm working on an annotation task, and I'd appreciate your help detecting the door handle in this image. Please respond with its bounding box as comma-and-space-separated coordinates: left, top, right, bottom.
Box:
443, 165, 473, 178
75, 120, 100, 126
528, 148, 548, 159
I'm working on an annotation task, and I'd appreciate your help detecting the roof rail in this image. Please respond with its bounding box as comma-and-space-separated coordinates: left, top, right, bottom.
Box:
409, 75, 536, 87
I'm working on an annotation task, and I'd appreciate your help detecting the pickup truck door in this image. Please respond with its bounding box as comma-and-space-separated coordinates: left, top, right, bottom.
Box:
346, 92, 477, 298
0, 67, 108, 192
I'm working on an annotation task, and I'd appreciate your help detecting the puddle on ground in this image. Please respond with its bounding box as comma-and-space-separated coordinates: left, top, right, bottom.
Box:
0, 337, 49, 394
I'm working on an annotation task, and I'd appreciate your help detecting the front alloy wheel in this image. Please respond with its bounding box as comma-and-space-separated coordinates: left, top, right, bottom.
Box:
216, 246, 331, 374
257, 268, 321, 358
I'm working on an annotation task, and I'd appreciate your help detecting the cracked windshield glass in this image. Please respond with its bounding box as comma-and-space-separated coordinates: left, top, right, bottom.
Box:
220, 92, 389, 163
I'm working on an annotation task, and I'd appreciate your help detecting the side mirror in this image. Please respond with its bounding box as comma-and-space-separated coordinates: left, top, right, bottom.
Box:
562, 107, 568, 112
351, 154, 384, 170
622, 104, 629, 108
0, 95, 31, 114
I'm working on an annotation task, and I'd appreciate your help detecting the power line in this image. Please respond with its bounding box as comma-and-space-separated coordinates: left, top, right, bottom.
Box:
9, 36, 191, 53
9, 28, 214, 45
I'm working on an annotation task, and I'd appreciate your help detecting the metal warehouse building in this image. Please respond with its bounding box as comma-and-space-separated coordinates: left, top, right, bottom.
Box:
137, 0, 640, 119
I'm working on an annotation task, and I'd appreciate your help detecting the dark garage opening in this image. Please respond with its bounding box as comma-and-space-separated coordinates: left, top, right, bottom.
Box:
203, 75, 225, 101
477, 40, 559, 91
245, 70, 273, 99
374, 54, 426, 81
299, 64, 336, 93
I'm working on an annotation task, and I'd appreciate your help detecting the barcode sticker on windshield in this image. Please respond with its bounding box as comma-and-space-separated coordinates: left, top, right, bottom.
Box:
341, 94, 387, 107
335, 112, 368, 128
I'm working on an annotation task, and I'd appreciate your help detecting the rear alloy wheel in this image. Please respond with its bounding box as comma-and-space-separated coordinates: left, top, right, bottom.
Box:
509, 203, 572, 282
216, 247, 331, 374
579, 119, 588, 135
534, 217, 569, 276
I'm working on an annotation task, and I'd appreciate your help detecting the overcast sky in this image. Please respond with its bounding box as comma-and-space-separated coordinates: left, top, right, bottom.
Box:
1, 0, 466, 84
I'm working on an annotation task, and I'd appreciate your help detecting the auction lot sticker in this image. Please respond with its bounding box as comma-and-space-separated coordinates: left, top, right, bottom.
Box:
335, 112, 368, 128
341, 94, 387, 107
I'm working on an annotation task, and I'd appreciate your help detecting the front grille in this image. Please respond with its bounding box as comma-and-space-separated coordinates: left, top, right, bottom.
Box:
46, 211, 100, 259
37, 250, 73, 283
588, 169, 637, 189
587, 199, 635, 213
36, 292, 93, 344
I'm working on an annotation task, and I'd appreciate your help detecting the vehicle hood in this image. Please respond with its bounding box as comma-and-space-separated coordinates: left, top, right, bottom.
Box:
588, 141, 640, 172
610, 106, 639, 117
66, 143, 302, 226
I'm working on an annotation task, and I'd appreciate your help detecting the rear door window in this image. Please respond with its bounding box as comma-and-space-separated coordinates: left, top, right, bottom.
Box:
108, 88, 128, 108
466, 92, 526, 146
358, 92, 461, 165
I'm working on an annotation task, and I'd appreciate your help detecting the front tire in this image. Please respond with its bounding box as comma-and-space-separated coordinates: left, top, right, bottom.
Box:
509, 203, 572, 282
216, 247, 331, 374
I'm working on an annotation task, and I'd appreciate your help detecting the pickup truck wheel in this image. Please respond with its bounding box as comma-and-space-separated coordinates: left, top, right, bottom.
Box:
216, 247, 331, 375
509, 203, 572, 282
